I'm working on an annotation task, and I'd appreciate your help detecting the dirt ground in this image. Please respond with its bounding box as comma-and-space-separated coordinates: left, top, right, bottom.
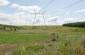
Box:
0, 44, 18, 55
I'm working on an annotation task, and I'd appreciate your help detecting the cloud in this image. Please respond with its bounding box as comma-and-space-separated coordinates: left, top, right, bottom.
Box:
11, 3, 42, 13
0, 12, 31, 25
0, 11, 85, 25
48, 16, 58, 23
61, 18, 85, 24
0, 11, 60, 25
0, 0, 10, 6
0, 11, 84, 26
74, 9, 85, 13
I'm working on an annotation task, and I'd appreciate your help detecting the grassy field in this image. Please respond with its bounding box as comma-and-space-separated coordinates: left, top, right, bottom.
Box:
0, 26, 85, 55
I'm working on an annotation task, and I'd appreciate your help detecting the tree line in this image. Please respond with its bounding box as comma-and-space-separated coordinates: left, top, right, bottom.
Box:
63, 22, 85, 27
0, 24, 21, 31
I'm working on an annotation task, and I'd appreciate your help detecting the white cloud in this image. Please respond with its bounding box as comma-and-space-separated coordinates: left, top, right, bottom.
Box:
0, 11, 61, 25
74, 9, 85, 13
1, 11, 85, 25
0, 11, 85, 26
61, 18, 85, 24
11, 3, 42, 13
0, 0, 10, 6
48, 16, 58, 22
0, 12, 31, 25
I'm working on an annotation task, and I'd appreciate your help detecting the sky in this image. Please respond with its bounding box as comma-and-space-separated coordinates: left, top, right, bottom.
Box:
0, 0, 85, 26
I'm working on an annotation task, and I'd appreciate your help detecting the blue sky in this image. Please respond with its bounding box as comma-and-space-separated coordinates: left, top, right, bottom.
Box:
0, 0, 85, 25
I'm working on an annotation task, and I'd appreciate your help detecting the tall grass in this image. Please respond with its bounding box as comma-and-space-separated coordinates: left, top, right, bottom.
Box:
0, 26, 85, 55
11, 34, 85, 55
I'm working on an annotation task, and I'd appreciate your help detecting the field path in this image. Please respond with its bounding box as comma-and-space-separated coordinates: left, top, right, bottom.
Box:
0, 44, 18, 55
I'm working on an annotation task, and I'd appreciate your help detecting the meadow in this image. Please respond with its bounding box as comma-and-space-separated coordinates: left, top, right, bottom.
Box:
0, 26, 85, 55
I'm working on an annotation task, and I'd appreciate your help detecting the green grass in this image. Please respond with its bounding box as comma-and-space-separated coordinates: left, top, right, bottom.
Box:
0, 32, 50, 44
13, 34, 84, 55
0, 26, 85, 44
0, 26, 85, 55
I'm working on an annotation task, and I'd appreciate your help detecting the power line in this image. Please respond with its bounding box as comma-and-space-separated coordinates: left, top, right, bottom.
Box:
31, 0, 55, 25
48, 0, 84, 14
32, 12, 47, 26
63, 0, 84, 9
33, 10, 37, 26
39, 0, 55, 12
42, 12, 46, 26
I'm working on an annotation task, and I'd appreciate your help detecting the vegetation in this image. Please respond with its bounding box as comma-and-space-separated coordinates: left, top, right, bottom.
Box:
0, 26, 85, 55
63, 22, 85, 27
0, 24, 21, 31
